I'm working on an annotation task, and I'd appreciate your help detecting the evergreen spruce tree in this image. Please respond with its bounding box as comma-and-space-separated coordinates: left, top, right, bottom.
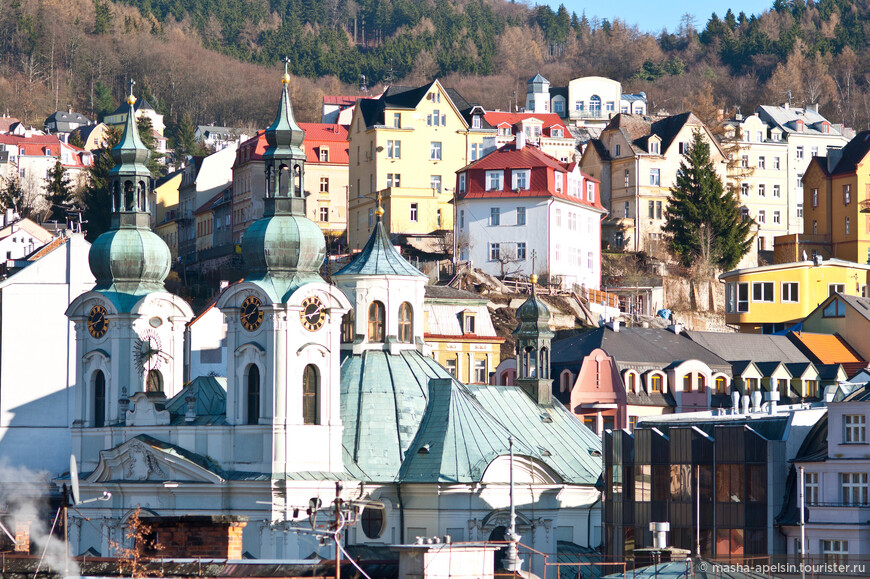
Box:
663, 130, 754, 274
46, 160, 77, 223
81, 125, 121, 241
136, 115, 166, 177
0, 176, 25, 214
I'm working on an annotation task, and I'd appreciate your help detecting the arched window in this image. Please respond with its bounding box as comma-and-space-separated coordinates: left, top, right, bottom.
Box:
94, 370, 106, 427
279, 164, 290, 196
246, 365, 260, 425
124, 180, 135, 210
341, 310, 355, 343
146, 370, 163, 393
303, 364, 319, 425
649, 374, 662, 393
715, 376, 728, 394
361, 506, 385, 539
697, 375, 706, 392
560, 370, 573, 393
683, 374, 692, 392
368, 301, 385, 342
625, 372, 636, 393
589, 95, 602, 115
398, 302, 413, 343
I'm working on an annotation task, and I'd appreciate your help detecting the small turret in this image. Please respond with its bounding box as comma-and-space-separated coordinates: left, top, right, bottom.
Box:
514, 274, 555, 405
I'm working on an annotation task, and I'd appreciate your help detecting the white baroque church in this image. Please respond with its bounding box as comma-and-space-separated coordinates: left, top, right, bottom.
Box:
60, 73, 603, 574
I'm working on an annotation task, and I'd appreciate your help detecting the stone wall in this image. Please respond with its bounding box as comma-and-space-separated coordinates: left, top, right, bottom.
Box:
150, 517, 247, 559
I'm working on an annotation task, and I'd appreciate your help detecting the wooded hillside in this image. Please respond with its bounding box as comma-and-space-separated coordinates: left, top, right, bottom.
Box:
2, 0, 870, 144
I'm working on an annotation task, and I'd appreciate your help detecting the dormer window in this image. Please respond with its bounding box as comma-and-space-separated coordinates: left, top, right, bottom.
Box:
319, 147, 329, 162
552, 128, 562, 137
473, 116, 481, 129
649, 374, 663, 393
463, 312, 476, 334
586, 181, 595, 202
796, 119, 804, 132
649, 141, 660, 154
512, 169, 530, 191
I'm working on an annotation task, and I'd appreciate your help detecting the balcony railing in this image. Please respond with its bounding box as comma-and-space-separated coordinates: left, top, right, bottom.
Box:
859, 199, 870, 213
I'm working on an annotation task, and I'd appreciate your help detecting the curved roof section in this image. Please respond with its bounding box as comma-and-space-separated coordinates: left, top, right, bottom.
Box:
334, 218, 426, 277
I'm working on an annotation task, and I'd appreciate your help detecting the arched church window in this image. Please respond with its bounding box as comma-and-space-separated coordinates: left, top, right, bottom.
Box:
523, 346, 537, 378
294, 164, 302, 197
137, 181, 147, 211
124, 180, 136, 210
146, 370, 163, 393
265, 166, 273, 197
398, 302, 413, 343
341, 310, 355, 343
368, 301, 385, 342
303, 364, 319, 425
94, 370, 106, 427
112, 182, 121, 212
279, 164, 290, 196
247, 364, 260, 425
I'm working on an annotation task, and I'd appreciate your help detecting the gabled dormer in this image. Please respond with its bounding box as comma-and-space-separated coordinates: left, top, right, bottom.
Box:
647, 135, 662, 155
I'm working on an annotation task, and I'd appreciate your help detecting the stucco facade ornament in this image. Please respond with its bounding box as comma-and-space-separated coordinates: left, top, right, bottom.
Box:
123, 441, 166, 481
125, 392, 170, 426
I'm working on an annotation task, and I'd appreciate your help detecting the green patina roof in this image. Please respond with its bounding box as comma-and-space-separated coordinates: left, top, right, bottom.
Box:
340, 349, 444, 481
165, 376, 229, 426
334, 218, 426, 278
108, 97, 150, 177
339, 348, 602, 485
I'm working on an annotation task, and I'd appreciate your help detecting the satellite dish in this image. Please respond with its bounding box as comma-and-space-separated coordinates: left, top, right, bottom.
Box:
70, 455, 81, 506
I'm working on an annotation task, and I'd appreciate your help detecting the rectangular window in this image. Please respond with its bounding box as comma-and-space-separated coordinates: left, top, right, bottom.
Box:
773, 156, 781, 169
471, 143, 482, 161
812, 188, 819, 207
752, 281, 774, 302
649, 141, 660, 154
587, 181, 595, 202
614, 144, 621, 156
741, 155, 749, 168
656, 201, 662, 220
458, 173, 466, 193
459, 210, 465, 229
805, 471, 819, 505
649, 168, 660, 186
430, 141, 442, 160
512, 169, 530, 190
737, 282, 749, 312
623, 201, 630, 218
319, 207, 329, 222
517, 242, 526, 260
773, 184, 781, 197
782, 282, 799, 302
386, 140, 401, 159
368, 208, 374, 227
841, 473, 868, 505
845, 414, 866, 443
606, 101, 615, 112
474, 359, 487, 383
678, 142, 689, 154
554, 244, 560, 261
624, 169, 630, 187
845, 184, 852, 205
587, 251, 594, 269
486, 171, 503, 191
797, 173, 804, 190
846, 216, 851, 235
811, 146, 819, 156
446, 358, 457, 377
758, 209, 766, 223
822, 540, 849, 565
796, 146, 804, 159
516, 207, 526, 226
648, 201, 654, 219
773, 210, 781, 224
490, 207, 500, 226
430, 175, 442, 193
386, 173, 401, 188
555, 208, 561, 227
798, 203, 803, 218
758, 184, 766, 197
410, 203, 418, 222
393, 113, 401, 128
489, 243, 500, 261
319, 147, 329, 162
741, 183, 749, 196
320, 177, 329, 193
757, 130, 764, 142
758, 156, 766, 169
555, 172, 563, 192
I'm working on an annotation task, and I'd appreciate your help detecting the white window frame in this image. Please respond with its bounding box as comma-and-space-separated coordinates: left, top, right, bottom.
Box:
782, 282, 799, 303
773, 210, 781, 224
586, 181, 595, 202
486, 171, 503, 191
758, 156, 766, 169
649, 168, 660, 186
410, 203, 419, 222
773, 184, 781, 197
805, 471, 819, 505
512, 169, 530, 190
430, 141, 442, 161
752, 281, 774, 302
845, 414, 866, 443
489, 207, 500, 226
516, 207, 526, 226
737, 282, 750, 312
821, 540, 848, 565
458, 173, 466, 193
489, 243, 500, 261
516, 242, 526, 260
841, 473, 868, 506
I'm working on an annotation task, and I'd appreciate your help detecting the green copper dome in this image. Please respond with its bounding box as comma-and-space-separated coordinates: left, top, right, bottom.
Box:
242, 213, 325, 276
89, 227, 171, 291
514, 294, 554, 339
262, 74, 305, 162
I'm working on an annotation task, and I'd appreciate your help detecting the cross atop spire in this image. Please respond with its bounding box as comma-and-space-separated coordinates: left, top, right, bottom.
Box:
127, 79, 137, 106
282, 56, 291, 84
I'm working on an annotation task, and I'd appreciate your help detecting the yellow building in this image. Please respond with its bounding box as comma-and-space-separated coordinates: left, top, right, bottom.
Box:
156, 220, 178, 261
720, 257, 870, 333
152, 171, 182, 260
347, 81, 492, 250
775, 130, 870, 264
423, 286, 503, 384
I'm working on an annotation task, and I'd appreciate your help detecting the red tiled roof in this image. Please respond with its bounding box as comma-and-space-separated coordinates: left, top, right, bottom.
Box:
483, 111, 569, 132
0, 134, 63, 157
0, 117, 21, 132
457, 144, 605, 211
323, 95, 368, 106
235, 125, 349, 166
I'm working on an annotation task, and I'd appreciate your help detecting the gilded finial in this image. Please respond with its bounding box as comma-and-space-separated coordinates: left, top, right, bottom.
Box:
375, 191, 385, 217
127, 79, 137, 106
530, 273, 538, 285
282, 57, 291, 85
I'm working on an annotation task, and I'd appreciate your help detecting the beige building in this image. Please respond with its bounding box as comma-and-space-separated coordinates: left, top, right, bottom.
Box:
581, 112, 727, 255
723, 114, 790, 253
347, 80, 492, 250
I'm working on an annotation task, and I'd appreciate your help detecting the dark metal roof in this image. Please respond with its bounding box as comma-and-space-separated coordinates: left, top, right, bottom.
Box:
334, 217, 426, 277
685, 331, 812, 364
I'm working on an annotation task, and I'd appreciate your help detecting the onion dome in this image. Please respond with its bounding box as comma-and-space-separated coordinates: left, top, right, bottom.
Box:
514, 282, 554, 340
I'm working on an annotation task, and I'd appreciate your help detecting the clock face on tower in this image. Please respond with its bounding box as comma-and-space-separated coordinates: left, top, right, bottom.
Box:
240, 295, 264, 332
87, 305, 108, 338
300, 295, 326, 332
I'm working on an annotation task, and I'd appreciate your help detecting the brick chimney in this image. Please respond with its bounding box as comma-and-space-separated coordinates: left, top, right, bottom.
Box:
14, 520, 30, 553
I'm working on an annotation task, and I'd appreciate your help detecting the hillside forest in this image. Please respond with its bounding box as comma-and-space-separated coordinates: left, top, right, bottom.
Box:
2, 0, 870, 145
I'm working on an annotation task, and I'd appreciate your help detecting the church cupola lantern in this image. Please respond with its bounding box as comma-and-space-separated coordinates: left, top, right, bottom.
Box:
514, 274, 554, 405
